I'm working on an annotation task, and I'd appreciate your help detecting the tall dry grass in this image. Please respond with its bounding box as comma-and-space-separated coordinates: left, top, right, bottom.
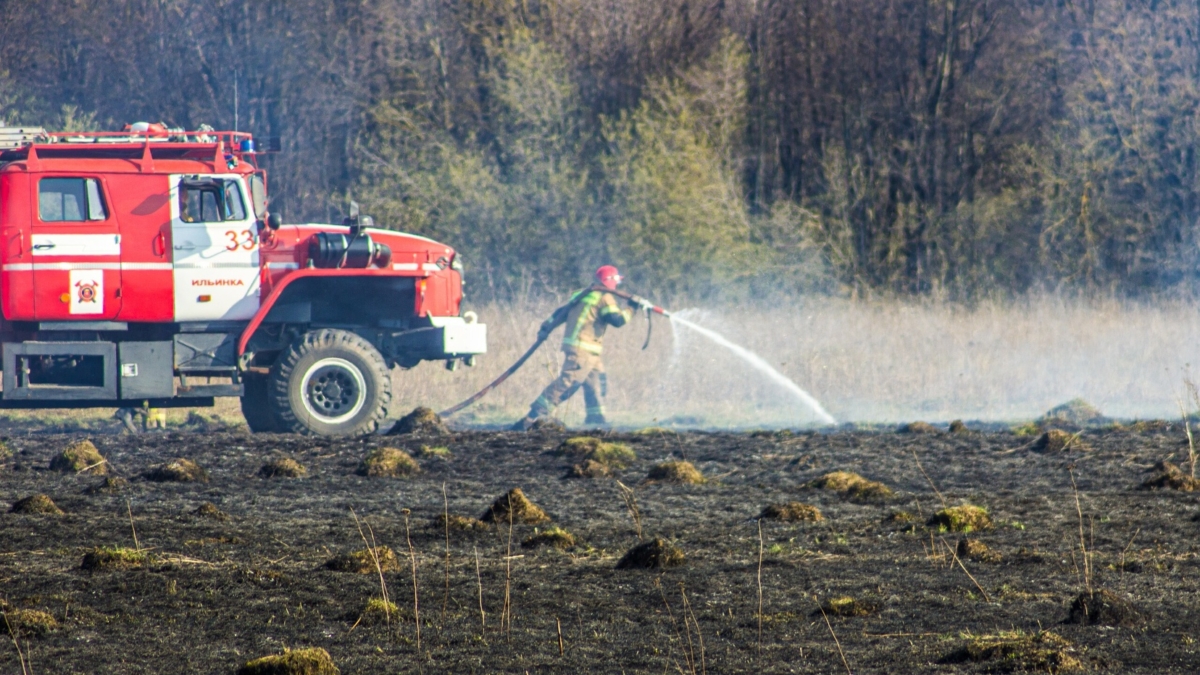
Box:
393, 295, 1200, 427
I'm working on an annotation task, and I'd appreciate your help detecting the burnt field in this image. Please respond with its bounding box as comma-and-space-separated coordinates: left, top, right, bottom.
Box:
2, 422, 1199, 674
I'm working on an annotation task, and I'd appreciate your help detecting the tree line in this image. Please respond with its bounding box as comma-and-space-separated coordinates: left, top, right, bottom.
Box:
2, 0, 1198, 301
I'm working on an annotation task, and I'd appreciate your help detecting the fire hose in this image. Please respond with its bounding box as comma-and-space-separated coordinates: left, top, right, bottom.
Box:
438, 287, 670, 418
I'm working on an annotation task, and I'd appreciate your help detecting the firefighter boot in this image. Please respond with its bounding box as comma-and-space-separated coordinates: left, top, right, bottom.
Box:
510, 416, 537, 431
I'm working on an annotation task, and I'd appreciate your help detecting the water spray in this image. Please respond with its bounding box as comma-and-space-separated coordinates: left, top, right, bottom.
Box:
440, 288, 836, 426
668, 311, 837, 425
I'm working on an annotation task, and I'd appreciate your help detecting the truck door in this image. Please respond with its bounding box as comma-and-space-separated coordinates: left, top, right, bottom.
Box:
30, 175, 122, 320
170, 175, 260, 321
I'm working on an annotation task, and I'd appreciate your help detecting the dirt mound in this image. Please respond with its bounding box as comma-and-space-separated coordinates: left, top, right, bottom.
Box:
324, 546, 401, 574
237, 647, 339, 675
358, 447, 420, 478
897, 421, 938, 434
1140, 461, 1200, 491
10, 493, 64, 515
943, 630, 1082, 672
816, 596, 877, 617
556, 437, 636, 468
390, 407, 449, 436
85, 476, 128, 495
956, 538, 1001, 562
928, 504, 992, 532
49, 439, 107, 474
81, 546, 149, 571
565, 459, 613, 479
259, 457, 307, 478
948, 420, 969, 434
144, 458, 207, 482
807, 471, 893, 502
3, 608, 59, 635
1031, 429, 1090, 453
759, 502, 823, 522
522, 526, 576, 550
615, 538, 685, 570
194, 502, 229, 520
480, 488, 550, 524
438, 513, 489, 531
1066, 589, 1142, 626
1039, 398, 1106, 428
647, 460, 705, 484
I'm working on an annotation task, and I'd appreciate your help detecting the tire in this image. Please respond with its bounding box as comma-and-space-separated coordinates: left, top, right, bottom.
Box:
268, 329, 391, 437
240, 373, 280, 433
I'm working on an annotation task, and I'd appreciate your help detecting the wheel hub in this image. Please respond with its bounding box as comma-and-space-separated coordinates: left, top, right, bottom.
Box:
300, 358, 367, 423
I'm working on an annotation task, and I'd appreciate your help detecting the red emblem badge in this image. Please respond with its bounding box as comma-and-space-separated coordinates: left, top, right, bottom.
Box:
76, 280, 99, 303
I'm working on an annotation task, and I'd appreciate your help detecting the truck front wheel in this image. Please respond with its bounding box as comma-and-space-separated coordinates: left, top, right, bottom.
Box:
269, 329, 391, 436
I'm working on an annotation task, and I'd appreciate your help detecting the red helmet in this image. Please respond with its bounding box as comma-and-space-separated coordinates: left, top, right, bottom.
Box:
595, 265, 622, 290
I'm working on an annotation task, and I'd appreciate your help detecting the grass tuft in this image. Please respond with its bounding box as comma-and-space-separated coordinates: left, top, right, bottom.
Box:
325, 547, 402, 574
144, 458, 207, 482
945, 630, 1082, 673
808, 471, 893, 501
521, 526, 576, 550
928, 505, 993, 533
50, 439, 107, 474
237, 647, 339, 675
259, 457, 307, 478
10, 494, 64, 515
81, 546, 149, 571
480, 488, 550, 524
758, 502, 823, 522
647, 460, 705, 484
358, 447, 420, 478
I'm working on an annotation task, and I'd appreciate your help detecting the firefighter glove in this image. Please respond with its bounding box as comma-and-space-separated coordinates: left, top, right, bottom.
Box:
627, 295, 652, 311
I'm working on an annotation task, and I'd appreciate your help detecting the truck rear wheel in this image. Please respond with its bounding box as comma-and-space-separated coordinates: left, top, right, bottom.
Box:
240, 373, 280, 432
268, 329, 391, 436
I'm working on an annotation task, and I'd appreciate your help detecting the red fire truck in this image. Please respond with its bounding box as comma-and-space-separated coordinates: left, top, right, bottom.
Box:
0, 125, 486, 436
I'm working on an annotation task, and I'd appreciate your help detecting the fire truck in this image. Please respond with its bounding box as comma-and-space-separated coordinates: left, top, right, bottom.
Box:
0, 125, 486, 436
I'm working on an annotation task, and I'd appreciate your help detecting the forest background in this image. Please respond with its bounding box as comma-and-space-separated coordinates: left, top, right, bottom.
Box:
2, 0, 1199, 303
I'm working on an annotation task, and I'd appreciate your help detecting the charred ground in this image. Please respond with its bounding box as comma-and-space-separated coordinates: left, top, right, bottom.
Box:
1, 424, 1198, 673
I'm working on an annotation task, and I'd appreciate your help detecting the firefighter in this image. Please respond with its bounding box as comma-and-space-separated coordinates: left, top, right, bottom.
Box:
512, 265, 635, 430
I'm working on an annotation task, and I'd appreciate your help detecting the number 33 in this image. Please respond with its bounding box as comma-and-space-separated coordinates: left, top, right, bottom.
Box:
224, 230, 255, 251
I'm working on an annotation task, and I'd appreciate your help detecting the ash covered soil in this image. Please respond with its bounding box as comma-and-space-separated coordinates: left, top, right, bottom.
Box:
2, 423, 1199, 673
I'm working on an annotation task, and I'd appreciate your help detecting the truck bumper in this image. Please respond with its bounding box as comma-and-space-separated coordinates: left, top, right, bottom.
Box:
389, 316, 487, 361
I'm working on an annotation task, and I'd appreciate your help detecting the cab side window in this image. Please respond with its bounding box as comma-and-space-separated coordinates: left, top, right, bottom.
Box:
38, 178, 108, 222
179, 180, 246, 222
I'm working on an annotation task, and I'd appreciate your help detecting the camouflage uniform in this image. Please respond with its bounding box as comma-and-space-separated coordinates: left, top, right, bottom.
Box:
524, 288, 631, 425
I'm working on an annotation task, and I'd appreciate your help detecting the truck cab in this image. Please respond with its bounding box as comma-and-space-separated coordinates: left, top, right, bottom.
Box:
0, 125, 485, 436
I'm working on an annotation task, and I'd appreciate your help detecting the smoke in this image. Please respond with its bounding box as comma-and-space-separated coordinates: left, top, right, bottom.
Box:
393, 295, 1200, 428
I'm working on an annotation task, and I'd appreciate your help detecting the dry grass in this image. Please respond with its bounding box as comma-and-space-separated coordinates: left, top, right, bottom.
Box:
9, 494, 64, 515
647, 460, 705, 484
808, 471, 893, 501
817, 596, 877, 618
1141, 461, 1200, 491
928, 505, 993, 533
193, 502, 229, 520
438, 513, 489, 530
258, 457, 307, 478
144, 458, 207, 482
1066, 589, 1142, 626
358, 447, 420, 478
521, 526, 576, 550
480, 488, 550, 524
897, 421, 939, 433
325, 547, 402, 574
1031, 429, 1090, 453
390, 296, 1200, 428
758, 502, 823, 522
81, 546, 149, 571
390, 406, 449, 435
615, 538, 685, 569
50, 439, 107, 474
3, 609, 59, 635
565, 459, 613, 478
237, 647, 339, 675
946, 630, 1082, 673
556, 437, 636, 468
956, 538, 1001, 562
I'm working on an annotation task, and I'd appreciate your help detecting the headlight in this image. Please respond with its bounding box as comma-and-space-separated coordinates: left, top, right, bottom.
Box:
451, 255, 464, 272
